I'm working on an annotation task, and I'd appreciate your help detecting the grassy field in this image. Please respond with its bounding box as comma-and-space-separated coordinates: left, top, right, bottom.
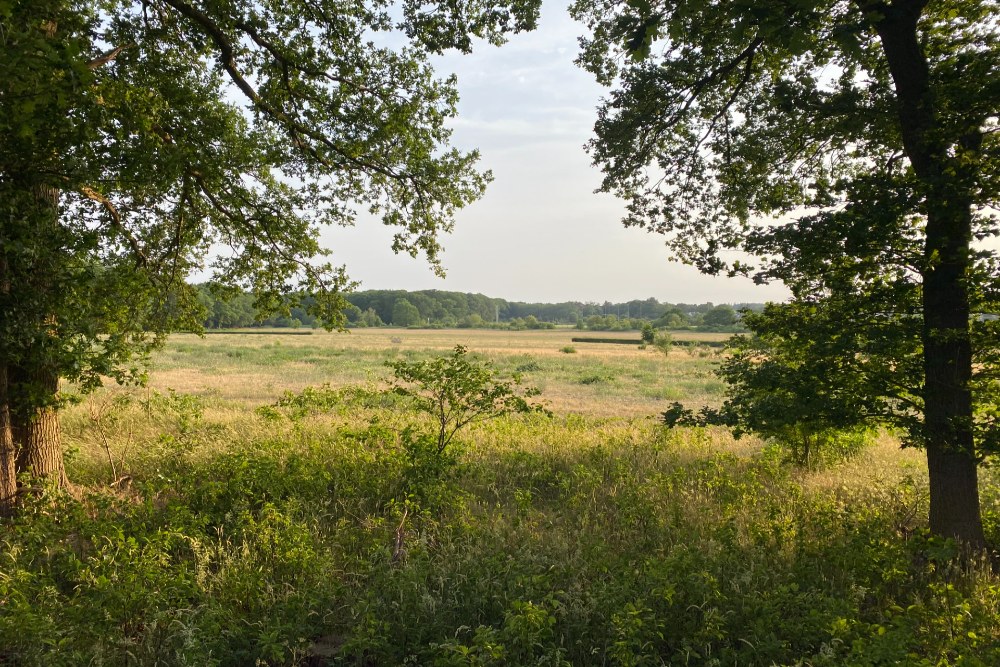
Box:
147, 328, 730, 416
4, 328, 1000, 666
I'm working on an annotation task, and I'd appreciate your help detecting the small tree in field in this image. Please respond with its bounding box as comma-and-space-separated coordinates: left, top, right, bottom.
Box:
664, 300, 910, 466
387, 346, 546, 454
652, 332, 673, 357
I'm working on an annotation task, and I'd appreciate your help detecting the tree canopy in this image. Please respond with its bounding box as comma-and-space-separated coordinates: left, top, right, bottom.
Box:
572, 0, 1000, 546
191, 285, 758, 329
0, 0, 541, 507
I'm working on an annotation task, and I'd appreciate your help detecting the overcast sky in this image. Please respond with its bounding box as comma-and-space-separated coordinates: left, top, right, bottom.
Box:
319, 1, 790, 305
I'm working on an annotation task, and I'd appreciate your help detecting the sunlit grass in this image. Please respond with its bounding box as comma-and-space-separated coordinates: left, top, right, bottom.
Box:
145, 328, 727, 417
9, 328, 997, 666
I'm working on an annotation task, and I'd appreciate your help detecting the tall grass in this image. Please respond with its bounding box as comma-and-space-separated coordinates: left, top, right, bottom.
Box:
2, 330, 998, 665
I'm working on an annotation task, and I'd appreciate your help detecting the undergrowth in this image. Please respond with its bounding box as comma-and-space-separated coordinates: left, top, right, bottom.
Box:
2, 387, 999, 665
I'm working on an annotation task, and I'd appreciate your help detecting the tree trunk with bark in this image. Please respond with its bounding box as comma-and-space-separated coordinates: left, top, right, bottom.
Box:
921, 197, 983, 547
16, 180, 68, 488
875, 0, 986, 548
11, 365, 66, 488
3, 182, 69, 494
0, 365, 16, 516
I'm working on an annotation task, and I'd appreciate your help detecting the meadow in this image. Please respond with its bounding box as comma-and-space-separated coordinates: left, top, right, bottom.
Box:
147, 328, 729, 416
3, 328, 1000, 666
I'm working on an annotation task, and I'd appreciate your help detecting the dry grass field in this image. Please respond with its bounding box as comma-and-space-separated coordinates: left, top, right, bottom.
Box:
147, 327, 731, 417
63, 325, 930, 501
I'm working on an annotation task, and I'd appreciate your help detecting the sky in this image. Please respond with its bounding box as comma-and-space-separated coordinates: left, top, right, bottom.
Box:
319, 1, 791, 305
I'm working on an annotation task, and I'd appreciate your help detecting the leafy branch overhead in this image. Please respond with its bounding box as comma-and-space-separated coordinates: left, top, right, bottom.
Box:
1, 0, 543, 380
572, 0, 999, 273
0, 0, 540, 507
387, 346, 548, 453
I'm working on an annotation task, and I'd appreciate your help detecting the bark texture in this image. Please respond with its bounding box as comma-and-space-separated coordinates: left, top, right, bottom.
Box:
875, 0, 985, 547
0, 366, 16, 516
3, 182, 70, 493
11, 366, 67, 488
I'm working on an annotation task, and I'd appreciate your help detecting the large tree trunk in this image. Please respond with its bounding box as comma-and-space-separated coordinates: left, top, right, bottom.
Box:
0, 366, 16, 515
922, 200, 984, 548
5, 182, 68, 491
11, 365, 66, 488
875, 1, 985, 547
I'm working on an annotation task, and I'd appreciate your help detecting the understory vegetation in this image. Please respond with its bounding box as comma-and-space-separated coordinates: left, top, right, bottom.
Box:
3, 333, 1000, 665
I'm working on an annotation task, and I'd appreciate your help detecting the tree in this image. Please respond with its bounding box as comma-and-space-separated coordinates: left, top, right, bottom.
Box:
702, 304, 738, 328
391, 298, 422, 327
653, 307, 687, 329
358, 307, 385, 328
0, 0, 540, 511
459, 313, 485, 328
666, 299, 915, 466
652, 331, 673, 356
386, 345, 546, 454
572, 0, 1000, 546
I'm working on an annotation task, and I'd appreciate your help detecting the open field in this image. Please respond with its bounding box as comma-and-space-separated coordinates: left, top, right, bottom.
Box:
5, 328, 1000, 666
148, 328, 730, 416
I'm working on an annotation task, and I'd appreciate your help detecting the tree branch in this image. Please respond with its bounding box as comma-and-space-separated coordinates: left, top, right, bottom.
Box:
86, 44, 134, 70
159, 0, 408, 184
78, 186, 148, 266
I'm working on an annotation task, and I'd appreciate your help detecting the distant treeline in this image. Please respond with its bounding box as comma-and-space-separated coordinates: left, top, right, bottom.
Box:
195, 285, 760, 332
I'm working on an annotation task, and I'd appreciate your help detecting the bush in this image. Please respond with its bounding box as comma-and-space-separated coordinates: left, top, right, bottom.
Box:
652, 332, 672, 356
387, 345, 547, 454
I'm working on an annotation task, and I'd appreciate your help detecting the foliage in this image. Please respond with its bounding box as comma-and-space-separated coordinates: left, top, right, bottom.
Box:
391, 298, 423, 327
663, 401, 873, 468
0, 0, 520, 373
733, 303, 918, 436
664, 298, 912, 465
571, 0, 1000, 543
0, 0, 545, 496
652, 332, 673, 356
571, 0, 999, 272
4, 392, 1000, 664
258, 383, 404, 422
195, 286, 759, 330
702, 304, 738, 329
387, 346, 547, 453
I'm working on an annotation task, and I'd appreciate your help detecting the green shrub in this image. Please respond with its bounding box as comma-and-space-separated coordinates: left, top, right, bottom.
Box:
387, 345, 547, 454
652, 332, 672, 356
515, 358, 542, 372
